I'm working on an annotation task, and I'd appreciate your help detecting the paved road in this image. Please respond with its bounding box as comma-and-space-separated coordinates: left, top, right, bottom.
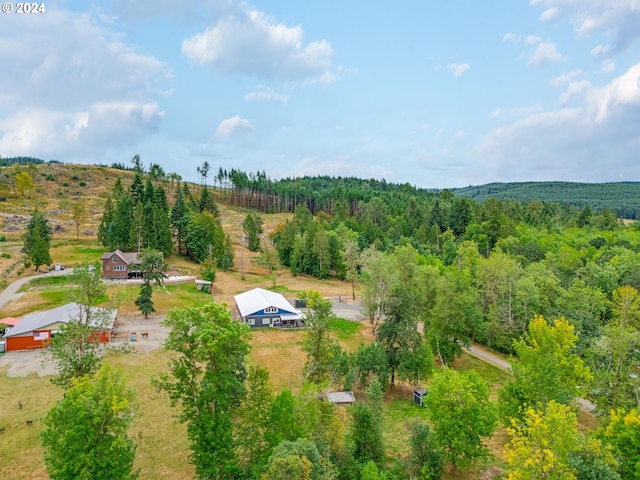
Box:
465, 342, 596, 412
0, 269, 72, 313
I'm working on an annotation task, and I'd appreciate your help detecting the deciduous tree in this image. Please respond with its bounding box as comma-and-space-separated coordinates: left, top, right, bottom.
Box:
499, 315, 593, 422
154, 303, 251, 479
41, 365, 138, 480
425, 369, 497, 471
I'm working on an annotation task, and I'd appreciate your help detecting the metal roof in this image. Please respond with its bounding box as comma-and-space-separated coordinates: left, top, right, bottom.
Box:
4, 303, 117, 338
326, 391, 356, 404
234, 288, 298, 318
100, 249, 140, 265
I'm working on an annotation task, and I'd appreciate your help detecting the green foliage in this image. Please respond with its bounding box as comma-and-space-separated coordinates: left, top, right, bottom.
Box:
300, 291, 340, 384
265, 389, 302, 448
425, 369, 497, 470
135, 283, 155, 317
603, 408, 640, 479
236, 366, 273, 476
408, 422, 444, 480
350, 402, 385, 465
499, 316, 593, 422
154, 303, 251, 479
23, 209, 52, 271
265, 439, 325, 480
41, 365, 138, 480
243, 212, 264, 252
48, 261, 112, 388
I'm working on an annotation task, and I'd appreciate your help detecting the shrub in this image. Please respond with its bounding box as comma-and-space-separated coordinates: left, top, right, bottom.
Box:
1, 252, 10, 258
71, 174, 79, 180
0, 196, 6, 201
46, 174, 55, 181
0, 235, 6, 242
23, 259, 32, 268
62, 182, 69, 187
79, 181, 87, 187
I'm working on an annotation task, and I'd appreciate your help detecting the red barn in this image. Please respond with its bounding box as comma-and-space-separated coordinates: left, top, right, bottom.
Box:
3, 303, 116, 351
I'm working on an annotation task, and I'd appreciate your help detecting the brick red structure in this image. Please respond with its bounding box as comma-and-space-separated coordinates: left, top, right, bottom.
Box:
100, 250, 141, 280
4, 303, 116, 351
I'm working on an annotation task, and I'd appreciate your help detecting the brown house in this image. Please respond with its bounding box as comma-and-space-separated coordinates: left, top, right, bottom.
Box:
100, 250, 142, 279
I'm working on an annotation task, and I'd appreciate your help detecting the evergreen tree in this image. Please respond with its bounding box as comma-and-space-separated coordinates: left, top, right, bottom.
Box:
23, 210, 52, 271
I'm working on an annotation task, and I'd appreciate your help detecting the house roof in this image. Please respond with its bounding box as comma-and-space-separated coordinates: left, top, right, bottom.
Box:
0, 317, 19, 326
326, 391, 356, 404
234, 288, 298, 318
100, 249, 140, 265
4, 303, 117, 338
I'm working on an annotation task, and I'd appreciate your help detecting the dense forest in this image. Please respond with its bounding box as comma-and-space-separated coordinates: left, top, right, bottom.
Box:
452, 181, 640, 219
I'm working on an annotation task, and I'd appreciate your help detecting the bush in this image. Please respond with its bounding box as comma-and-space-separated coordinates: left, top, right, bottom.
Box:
1, 252, 10, 258
62, 182, 69, 187
71, 174, 79, 181
46, 174, 55, 181
0, 196, 6, 201
0, 235, 6, 242
23, 259, 32, 268
79, 181, 87, 187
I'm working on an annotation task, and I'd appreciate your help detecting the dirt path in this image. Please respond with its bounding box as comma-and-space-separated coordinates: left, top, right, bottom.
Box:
0, 269, 72, 313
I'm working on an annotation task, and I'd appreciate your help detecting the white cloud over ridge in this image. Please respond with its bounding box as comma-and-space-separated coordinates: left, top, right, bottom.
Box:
182, 6, 335, 82
214, 116, 254, 138
0, 11, 169, 159
477, 62, 640, 181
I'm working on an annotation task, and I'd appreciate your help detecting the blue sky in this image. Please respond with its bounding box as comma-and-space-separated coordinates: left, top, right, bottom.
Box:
1, 0, 639, 188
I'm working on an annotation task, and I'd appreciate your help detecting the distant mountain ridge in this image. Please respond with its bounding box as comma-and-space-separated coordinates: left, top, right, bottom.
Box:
451, 181, 640, 219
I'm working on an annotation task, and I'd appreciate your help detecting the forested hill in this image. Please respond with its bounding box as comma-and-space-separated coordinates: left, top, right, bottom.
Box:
451, 181, 640, 218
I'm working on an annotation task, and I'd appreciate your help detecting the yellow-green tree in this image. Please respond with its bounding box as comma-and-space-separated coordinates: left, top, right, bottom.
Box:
604, 408, 640, 479
499, 315, 593, 421
504, 401, 578, 480
15, 170, 35, 199
71, 200, 88, 239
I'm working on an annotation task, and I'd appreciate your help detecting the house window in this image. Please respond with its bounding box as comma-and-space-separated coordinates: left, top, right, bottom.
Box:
265, 307, 277, 313
112, 257, 118, 263
105, 274, 110, 279
105, 265, 110, 270
263, 318, 271, 325
248, 318, 255, 326
34, 331, 49, 340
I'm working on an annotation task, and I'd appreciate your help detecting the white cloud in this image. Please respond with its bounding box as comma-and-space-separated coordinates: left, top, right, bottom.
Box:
214, 115, 254, 138
525, 34, 542, 45
559, 80, 590, 104
477, 62, 640, 181
529, 1, 640, 57
551, 69, 582, 87
601, 59, 616, 72
528, 41, 567, 65
447, 62, 470, 78
503, 32, 520, 43
182, 6, 336, 82
244, 88, 290, 103
540, 7, 560, 22
0, 11, 169, 159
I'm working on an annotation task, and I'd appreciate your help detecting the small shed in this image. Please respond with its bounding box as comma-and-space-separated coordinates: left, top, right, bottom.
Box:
414, 387, 427, 407
326, 391, 356, 405
195, 279, 212, 293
